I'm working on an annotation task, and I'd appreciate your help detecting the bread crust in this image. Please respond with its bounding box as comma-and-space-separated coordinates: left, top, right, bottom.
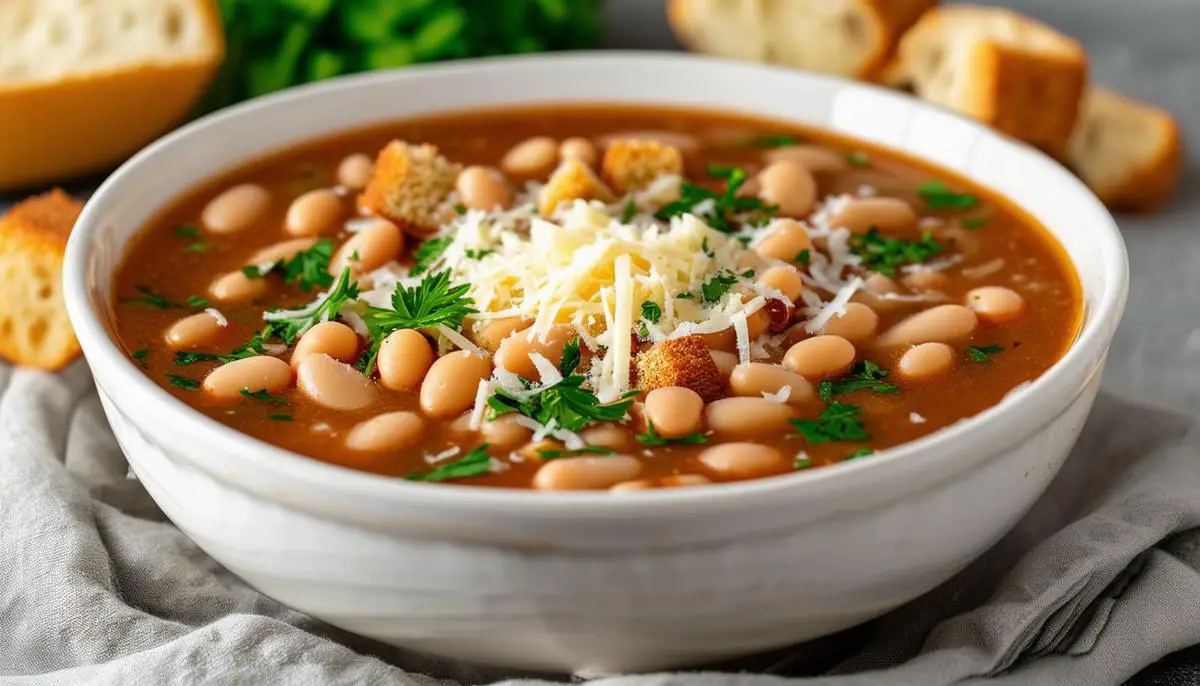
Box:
855, 0, 939, 79
359, 141, 460, 237
539, 159, 615, 216
635, 335, 728, 402
0, 190, 84, 370
601, 139, 684, 194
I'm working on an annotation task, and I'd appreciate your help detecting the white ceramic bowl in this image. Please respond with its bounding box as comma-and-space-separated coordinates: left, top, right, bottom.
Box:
63, 53, 1128, 673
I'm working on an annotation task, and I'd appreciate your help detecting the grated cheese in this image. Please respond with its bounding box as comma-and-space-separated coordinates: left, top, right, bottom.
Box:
204, 308, 228, 327
436, 324, 487, 358
528, 352, 563, 387
731, 310, 751, 365
425, 446, 461, 464
805, 276, 863, 334
761, 385, 792, 404
910, 412, 927, 424
468, 379, 491, 430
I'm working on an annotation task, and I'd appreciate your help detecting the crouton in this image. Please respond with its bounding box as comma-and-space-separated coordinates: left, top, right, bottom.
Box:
0, 189, 84, 370
1067, 88, 1184, 213
602, 139, 685, 193
358, 141, 460, 237
667, 0, 935, 81
538, 159, 615, 216
886, 6, 1088, 151
635, 335, 727, 402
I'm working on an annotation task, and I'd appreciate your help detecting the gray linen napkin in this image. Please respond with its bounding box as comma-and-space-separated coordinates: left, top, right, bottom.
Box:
3, 362, 1200, 686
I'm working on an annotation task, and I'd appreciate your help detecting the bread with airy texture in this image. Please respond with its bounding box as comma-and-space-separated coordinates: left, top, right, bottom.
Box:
359, 141, 461, 237
602, 139, 685, 193
0, 0, 224, 190
539, 160, 615, 216
0, 190, 84, 370
884, 6, 1087, 151
668, 0, 936, 80
1067, 88, 1184, 213
635, 335, 727, 402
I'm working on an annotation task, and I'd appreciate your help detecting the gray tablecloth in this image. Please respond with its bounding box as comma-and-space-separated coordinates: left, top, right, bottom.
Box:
4, 365, 1200, 685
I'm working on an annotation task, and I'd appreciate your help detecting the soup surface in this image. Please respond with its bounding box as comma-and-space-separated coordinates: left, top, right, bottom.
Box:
113, 105, 1081, 491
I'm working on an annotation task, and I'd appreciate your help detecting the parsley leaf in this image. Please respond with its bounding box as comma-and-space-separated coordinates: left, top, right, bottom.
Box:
817, 361, 900, 402
175, 331, 270, 366
560, 337, 582, 377
961, 217, 990, 230
641, 300, 662, 324
619, 200, 637, 223
464, 248, 495, 260
166, 373, 199, 391
791, 402, 870, 445
186, 295, 210, 309
847, 151, 871, 167
487, 374, 636, 434
700, 270, 741, 303
752, 133, 803, 148
794, 455, 814, 470
405, 444, 493, 482
280, 239, 335, 292
849, 228, 942, 277
655, 165, 776, 232
538, 446, 616, 460
186, 242, 209, 253
795, 248, 811, 266
268, 413, 293, 422
847, 448, 875, 460
173, 225, 200, 238
676, 291, 695, 300
453, 203, 468, 215
918, 180, 979, 211
635, 421, 708, 446
131, 349, 148, 361
410, 234, 454, 276
126, 286, 180, 309
362, 270, 477, 341
240, 388, 286, 405
242, 265, 266, 278
263, 267, 359, 345
701, 237, 715, 257
966, 344, 1004, 363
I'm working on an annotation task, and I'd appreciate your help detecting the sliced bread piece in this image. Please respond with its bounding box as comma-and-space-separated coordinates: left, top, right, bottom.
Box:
667, 0, 936, 80
359, 141, 461, 237
1068, 88, 1184, 213
886, 6, 1087, 151
0, 0, 224, 190
0, 190, 84, 370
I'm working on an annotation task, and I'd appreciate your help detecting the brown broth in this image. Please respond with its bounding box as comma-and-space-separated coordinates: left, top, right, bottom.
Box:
112, 105, 1083, 489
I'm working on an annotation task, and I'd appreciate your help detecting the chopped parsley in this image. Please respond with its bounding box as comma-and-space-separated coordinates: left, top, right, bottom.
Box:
239, 388, 286, 405
174, 332, 269, 366
795, 248, 811, 266
656, 165, 776, 232
186, 295, 210, 309
966, 344, 1005, 363
635, 421, 708, 446
961, 217, 990, 230
453, 203, 468, 215
560, 337, 582, 376
817, 361, 900, 402
538, 446, 616, 460
279, 239, 335, 292
752, 133, 804, 148
918, 180, 979, 211
849, 228, 942, 277
641, 300, 662, 324
619, 200, 637, 223
241, 265, 266, 278
262, 267, 359, 345
464, 248, 495, 260
166, 373, 200, 391
125, 286, 180, 310
794, 456, 813, 470
268, 413, 293, 422
700, 270, 741, 304
131, 349, 148, 361
675, 291, 695, 300
405, 444, 493, 482
846, 448, 875, 460
186, 242, 209, 253
173, 225, 200, 238
410, 234, 455, 276
487, 370, 636, 434
790, 402, 870, 445
701, 237, 715, 257
846, 151, 871, 167
362, 269, 477, 338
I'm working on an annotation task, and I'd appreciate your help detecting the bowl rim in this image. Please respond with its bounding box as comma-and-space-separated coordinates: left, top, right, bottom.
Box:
63, 51, 1129, 517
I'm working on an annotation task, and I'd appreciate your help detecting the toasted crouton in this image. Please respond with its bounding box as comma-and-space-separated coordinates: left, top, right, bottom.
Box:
667, 0, 935, 80
635, 335, 727, 402
1067, 88, 1183, 213
538, 159, 615, 216
886, 6, 1088, 151
358, 141, 460, 237
602, 139, 685, 193
0, 190, 83, 370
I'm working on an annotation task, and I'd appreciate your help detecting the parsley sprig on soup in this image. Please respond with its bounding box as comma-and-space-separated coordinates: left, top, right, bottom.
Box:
113, 106, 1081, 490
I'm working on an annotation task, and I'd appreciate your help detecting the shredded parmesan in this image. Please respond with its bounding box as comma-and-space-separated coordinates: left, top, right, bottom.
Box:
909, 412, 927, 424
436, 324, 486, 357
528, 352, 563, 387
425, 446, 460, 464
805, 277, 863, 334
468, 380, 491, 430
204, 308, 228, 327
731, 310, 751, 365
761, 385, 792, 404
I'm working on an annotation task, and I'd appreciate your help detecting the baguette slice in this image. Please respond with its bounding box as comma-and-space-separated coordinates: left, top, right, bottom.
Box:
1068, 88, 1184, 213
667, 0, 936, 80
0, 0, 224, 190
0, 190, 84, 370
886, 6, 1087, 151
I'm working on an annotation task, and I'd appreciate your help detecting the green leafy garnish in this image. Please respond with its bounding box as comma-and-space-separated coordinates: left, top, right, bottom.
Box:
268, 413, 293, 422
961, 217, 990, 230
966, 344, 1004, 363
240, 388, 286, 405
362, 269, 476, 338
846, 448, 875, 460
464, 248, 495, 260
849, 228, 942, 277
619, 200, 637, 223
700, 271, 741, 304
487, 371, 636, 433
131, 349, 148, 361
752, 133, 803, 148
174, 332, 269, 366
701, 237, 715, 257
817, 361, 900, 402
173, 225, 200, 238
405, 444, 493, 482
453, 203, 468, 215
186, 295, 210, 309
641, 300, 662, 324
186, 242, 210, 253
166, 373, 200, 391
791, 403, 870, 445
242, 265, 266, 278
125, 286, 180, 310
410, 234, 455, 276
675, 291, 695, 300
794, 456, 813, 470
263, 267, 359, 345
795, 248, 811, 266
560, 337, 582, 376
538, 446, 616, 460
635, 421, 708, 447
918, 180, 979, 211
656, 165, 776, 232
280, 239, 335, 292
847, 151, 871, 167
